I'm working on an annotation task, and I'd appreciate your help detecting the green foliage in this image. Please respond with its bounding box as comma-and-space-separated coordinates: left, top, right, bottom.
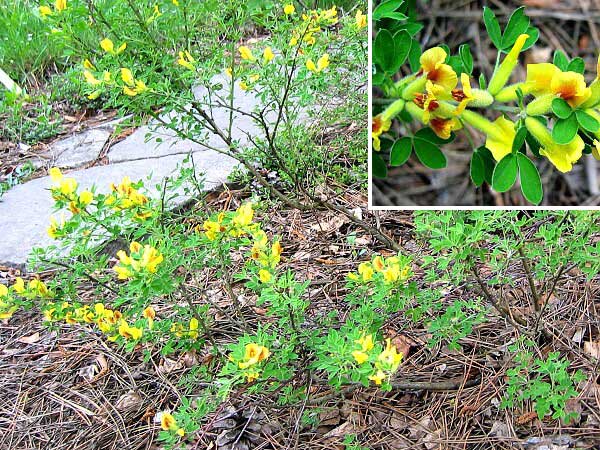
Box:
0, 161, 35, 199
501, 342, 585, 422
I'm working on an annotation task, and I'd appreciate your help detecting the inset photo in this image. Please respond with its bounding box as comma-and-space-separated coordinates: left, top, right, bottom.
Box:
371, 0, 600, 207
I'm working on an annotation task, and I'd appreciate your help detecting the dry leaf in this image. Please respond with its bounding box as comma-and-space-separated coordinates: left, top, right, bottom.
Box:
310, 215, 349, 234
323, 420, 362, 439
17, 332, 41, 344
157, 357, 184, 375
583, 341, 600, 360
114, 390, 142, 412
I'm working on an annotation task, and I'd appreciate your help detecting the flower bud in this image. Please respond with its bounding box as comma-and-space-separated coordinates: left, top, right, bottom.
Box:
488, 34, 529, 96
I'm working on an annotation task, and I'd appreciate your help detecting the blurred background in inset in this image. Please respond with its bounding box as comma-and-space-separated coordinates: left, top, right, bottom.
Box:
372, 0, 600, 207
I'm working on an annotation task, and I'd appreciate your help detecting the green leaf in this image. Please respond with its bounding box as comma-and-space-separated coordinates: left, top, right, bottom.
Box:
553, 50, 569, 71
552, 98, 572, 119
373, 0, 406, 21
390, 137, 412, 166
526, 131, 541, 158
413, 138, 447, 169
372, 65, 385, 86
517, 153, 543, 205
567, 57, 585, 74
501, 7, 530, 50
374, 29, 395, 72
552, 114, 579, 145
492, 153, 518, 192
470, 151, 485, 187
459, 44, 474, 75
415, 127, 455, 145
408, 38, 422, 72
575, 110, 600, 133
479, 73, 487, 90
478, 147, 496, 184
483, 7, 502, 49
391, 30, 412, 72
372, 152, 388, 179
521, 27, 539, 51
401, 22, 424, 37
512, 126, 528, 153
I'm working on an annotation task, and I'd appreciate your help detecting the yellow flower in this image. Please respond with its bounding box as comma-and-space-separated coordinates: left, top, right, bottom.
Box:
289, 37, 298, 47
258, 269, 272, 283
352, 350, 369, 364
188, 317, 199, 339
355, 9, 367, 28
488, 34, 529, 95
372, 256, 385, 272
13, 277, 25, 294
525, 117, 584, 173
28, 279, 49, 297
238, 46, 255, 61
39, 6, 53, 17
284, 4, 295, 15
100, 38, 126, 54
550, 71, 592, 108
176, 428, 185, 437
118, 319, 142, 340
524, 63, 560, 96
419, 47, 458, 92
263, 47, 275, 62
143, 306, 156, 320
368, 370, 387, 385
0, 284, 7, 297
83, 59, 95, 70
453, 73, 475, 115
49, 167, 62, 183
238, 343, 270, 369
47, 216, 63, 239
172, 0, 179, 5
357, 262, 374, 281
485, 116, 517, 162
60, 177, 78, 195
177, 50, 195, 70
120, 68, 135, 86
239, 81, 248, 91
55, 0, 67, 11
378, 338, 403, 371
83, 70, 102, 86
225, 67, 233, 78
233, 202, 254, 227
100, 38, 114, 53
429, 117, 462, 140
245, 370, 260, 382
372, 114, 391, 151
79, 190, 93, 206
160, 412, 177, 431
356, 334, 374, 352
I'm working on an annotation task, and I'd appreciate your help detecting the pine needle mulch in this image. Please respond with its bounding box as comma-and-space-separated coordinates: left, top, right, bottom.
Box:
1, 205, 600, 449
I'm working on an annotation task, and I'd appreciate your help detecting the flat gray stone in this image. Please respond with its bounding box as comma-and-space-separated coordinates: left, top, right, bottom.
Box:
108, 74, 271, 163
50, 128, 111, 168
0, 152, 237, 269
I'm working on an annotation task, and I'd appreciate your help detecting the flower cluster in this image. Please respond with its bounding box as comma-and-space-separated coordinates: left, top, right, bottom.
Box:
249, 230, 283, 283
43, 301, 147, 342
348, 254, 412, 285
158, 411, 185, 437
349, 333, 404, 386
230, 343, 271, 382
201, 202, 258, 241
114, 242, 164, 280
106, 176, 152, 220
375, 26, 600, 176
1, 277, 52, 319
39, 0, 67, 17
170, 317, 200, 340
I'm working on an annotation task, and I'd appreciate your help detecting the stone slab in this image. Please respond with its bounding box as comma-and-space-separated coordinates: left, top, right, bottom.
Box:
50, 128, 111, 168
108, 74, 270, 163
0, 152, 237, 269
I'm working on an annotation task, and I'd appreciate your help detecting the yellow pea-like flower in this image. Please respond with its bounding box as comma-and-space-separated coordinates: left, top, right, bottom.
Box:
238, 46, 255, 61
284, 4, 295, 15
263, 46, 275, 62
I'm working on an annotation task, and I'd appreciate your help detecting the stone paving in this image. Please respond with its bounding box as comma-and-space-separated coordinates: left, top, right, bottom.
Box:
0, 76, 267, 269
